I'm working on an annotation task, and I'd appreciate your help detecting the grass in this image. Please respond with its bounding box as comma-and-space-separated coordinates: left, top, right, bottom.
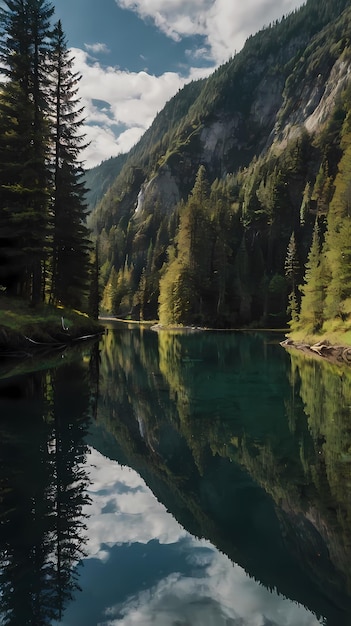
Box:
288, 319, 351, 347
0, 295, 102, 348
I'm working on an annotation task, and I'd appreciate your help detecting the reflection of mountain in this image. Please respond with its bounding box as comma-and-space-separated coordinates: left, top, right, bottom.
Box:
0, 356, 95, 625
92, 326, 351, 626
283, 353, 351, 589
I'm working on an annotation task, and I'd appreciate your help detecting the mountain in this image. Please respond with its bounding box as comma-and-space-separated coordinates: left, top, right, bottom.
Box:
83, 153, 127, 216
90, 0, 351, 329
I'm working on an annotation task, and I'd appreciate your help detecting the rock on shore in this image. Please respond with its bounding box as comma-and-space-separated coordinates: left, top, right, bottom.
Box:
281, 338, 351, 365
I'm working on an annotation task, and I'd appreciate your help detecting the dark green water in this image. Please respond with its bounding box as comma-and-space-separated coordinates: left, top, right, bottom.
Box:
1, 325, 351, 625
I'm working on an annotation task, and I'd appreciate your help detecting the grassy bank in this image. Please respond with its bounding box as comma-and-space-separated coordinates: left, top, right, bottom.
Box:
283, 319, 351, 367
288, 319, 351, 348
0, 296, 103, 353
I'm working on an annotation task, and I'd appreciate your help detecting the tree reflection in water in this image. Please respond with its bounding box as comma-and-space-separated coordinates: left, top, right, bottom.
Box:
0, 353, 96, 625
2, 328, 351, 625
95, 327, 351, 625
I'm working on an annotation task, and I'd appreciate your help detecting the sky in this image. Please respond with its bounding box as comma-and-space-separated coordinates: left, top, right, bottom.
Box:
51, 0, 306, 168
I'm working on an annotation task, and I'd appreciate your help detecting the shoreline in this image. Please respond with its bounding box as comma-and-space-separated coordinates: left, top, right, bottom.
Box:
0, 299, 104, 357
281, 338, 351, 366
0, 324, 103, 357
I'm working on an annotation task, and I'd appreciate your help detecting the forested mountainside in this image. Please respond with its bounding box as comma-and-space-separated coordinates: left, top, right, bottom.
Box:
91, 0, 351, 329
84, 153, 127, 215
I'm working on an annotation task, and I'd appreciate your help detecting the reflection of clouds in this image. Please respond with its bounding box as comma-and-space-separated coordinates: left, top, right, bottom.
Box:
100, 547, 322, 626
82, 448, 322, 626
83, 448, 187, 559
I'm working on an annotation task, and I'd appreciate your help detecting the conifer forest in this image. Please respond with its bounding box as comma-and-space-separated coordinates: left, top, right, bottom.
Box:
86, 0, 351, 335
0, 0, 92, 311
3, 0, 351, 335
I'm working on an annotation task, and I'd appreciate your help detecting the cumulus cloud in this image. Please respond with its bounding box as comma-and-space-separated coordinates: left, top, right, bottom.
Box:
72, 48, 211, 167
116, 0, 305, 64
72, 1, 307, 167
84, 42, 111, 55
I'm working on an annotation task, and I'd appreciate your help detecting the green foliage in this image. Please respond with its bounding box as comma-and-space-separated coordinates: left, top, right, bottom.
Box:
0, 2, 92, 311
49, 21, 91, 309
84, 154, 127, 215
0, 0, 54, 302
285, 232, 300, 290
91, 0, 351, 329
298, 220, 325, 332
159, 166, 213, 325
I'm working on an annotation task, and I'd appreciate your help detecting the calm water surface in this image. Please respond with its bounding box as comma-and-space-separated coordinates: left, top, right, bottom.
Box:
1, 325, 351, 625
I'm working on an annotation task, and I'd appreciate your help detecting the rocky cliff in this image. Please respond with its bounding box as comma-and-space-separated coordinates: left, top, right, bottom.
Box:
90, 0, 351, 324
92, 2, 347, 216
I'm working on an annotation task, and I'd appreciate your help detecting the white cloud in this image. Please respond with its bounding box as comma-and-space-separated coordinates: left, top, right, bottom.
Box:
116, 0, 305, 64
73, 1, 307, 167
84, 42, 111, 55
116, 0, 212, 42
72, 48, 212, 167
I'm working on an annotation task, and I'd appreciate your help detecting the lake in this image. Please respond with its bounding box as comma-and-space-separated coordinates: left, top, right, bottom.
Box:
0, 324, 351, 625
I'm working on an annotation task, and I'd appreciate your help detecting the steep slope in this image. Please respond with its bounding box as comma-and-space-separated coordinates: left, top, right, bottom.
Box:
84, 153, 127, 216
92, 0, 351, 326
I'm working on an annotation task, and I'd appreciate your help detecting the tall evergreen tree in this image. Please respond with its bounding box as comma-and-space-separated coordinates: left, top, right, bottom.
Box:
0, 0, 54, 302
0, 4, 92, 309
158, 166, 213, 324
284, 232, 300, 291
300, 181, 312, 226
298, 219, 325, 331
324, 127, 351, 320
49, 20, 91, 308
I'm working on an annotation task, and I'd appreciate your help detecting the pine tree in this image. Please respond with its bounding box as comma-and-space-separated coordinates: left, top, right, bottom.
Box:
0, 0, 54, 301
88, 242, 100, 320
300, 181, 312, 226
158, 167, 213, 325
299, 219, 325, 331
49, 21, 91, 308
285, 232, 300, 291
324, 132, 351, 320
175, 165, 212, 320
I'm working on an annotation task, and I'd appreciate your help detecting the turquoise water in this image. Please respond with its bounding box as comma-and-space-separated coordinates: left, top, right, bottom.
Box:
1, 326, 351, 625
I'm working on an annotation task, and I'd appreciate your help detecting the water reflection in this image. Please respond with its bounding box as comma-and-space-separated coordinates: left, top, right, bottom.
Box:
0, 354, 94, 625
1, 328, 351, 625
93, 326, 351, 625
62, 447, 320, 626
286, 351, 351, 593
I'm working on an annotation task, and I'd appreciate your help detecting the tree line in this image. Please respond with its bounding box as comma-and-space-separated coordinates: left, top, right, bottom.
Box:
0, 0, 92, 311
93, 0, 351, 329
97, 91, 351, 330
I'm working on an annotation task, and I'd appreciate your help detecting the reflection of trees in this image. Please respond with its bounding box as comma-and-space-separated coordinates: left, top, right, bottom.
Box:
49, 363, 92, 619
96, 328, 351, 624
284, 352, 351, 592
158, 331, 293, 473
0, 352, 94, 625
98, 328, 170, 455
0, 373, 55, 625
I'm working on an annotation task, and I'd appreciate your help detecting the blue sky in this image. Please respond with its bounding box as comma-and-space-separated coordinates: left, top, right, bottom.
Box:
51, 0, 306, 168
